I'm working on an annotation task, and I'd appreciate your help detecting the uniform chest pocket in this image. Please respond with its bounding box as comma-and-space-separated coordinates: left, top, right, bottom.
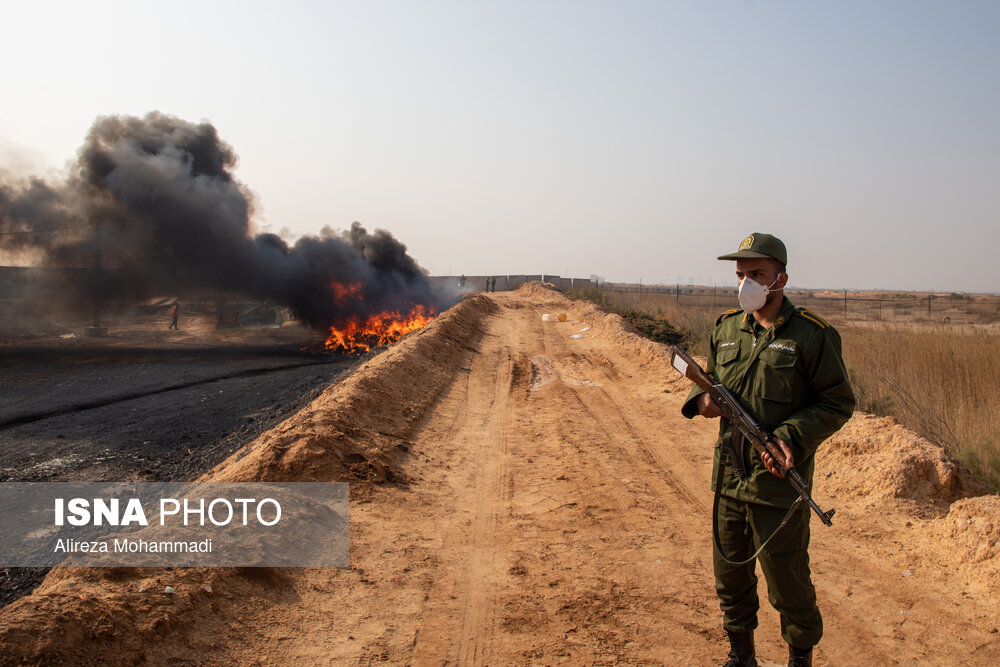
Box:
758, 347, 798, 402
714, 342, 741, 384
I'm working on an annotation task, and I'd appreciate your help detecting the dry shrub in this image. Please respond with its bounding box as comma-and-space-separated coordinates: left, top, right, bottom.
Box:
840, 322, 1000, 491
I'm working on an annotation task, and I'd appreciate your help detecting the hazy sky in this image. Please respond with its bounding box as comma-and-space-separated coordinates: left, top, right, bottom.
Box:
2, 1, 998, 293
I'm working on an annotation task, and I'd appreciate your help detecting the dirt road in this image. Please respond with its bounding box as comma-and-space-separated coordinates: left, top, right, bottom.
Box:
219, 289, 723, 665
1, 284, 997, 665
210, 287, 1000, 665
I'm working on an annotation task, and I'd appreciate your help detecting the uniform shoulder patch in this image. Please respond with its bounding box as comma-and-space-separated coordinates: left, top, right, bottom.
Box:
797, 308, 830, 329
715, 308, 743, 326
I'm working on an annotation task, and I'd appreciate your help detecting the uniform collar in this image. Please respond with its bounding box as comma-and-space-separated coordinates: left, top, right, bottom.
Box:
740, 296, 797, 333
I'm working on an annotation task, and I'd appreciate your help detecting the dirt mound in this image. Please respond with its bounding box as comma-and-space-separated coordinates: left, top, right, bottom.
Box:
569, 300, 673, 378
935, 495, 1000, 561
0, 295, 497, 665
817, 414, 990, 509
926, 495, 1000, 596
204, 294, 497, 487
512, 280, 564, 302
0, 566, 271, 665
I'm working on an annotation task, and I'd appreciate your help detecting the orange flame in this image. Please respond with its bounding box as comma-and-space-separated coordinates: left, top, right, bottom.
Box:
324, 281, 435, 352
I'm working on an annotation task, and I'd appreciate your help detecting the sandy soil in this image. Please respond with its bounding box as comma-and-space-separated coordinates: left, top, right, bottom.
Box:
0, 284, 997, 665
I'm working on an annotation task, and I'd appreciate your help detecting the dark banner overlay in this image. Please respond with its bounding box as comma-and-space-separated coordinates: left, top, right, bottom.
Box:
0, 482, 348, 567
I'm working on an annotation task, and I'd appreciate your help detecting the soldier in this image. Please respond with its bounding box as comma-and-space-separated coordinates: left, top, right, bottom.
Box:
681, 233, 854, 667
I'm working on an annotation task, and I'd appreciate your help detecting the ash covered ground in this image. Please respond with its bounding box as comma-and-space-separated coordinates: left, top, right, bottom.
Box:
0, 302, 362, 607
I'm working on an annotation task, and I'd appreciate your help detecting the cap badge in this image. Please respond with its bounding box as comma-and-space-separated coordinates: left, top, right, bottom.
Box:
739, 235, 755, 251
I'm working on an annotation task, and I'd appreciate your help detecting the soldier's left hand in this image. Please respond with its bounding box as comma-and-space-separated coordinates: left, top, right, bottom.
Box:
761, 439, 794, 477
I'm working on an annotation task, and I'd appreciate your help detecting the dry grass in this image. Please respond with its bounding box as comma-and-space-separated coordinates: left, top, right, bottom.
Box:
839, 321, 1000, 491
583, 289, 1000, 492
578, 289, 717, 356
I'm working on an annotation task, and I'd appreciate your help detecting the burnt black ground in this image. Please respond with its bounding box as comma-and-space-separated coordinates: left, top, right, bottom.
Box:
0, 344, 358, 483
0, 322, 364, 608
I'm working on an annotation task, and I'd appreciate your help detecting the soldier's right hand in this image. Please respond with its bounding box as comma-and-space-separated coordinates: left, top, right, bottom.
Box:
697, 393, 724, 419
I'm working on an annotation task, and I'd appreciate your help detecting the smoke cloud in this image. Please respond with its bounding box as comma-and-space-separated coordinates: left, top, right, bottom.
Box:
0, 112, 444, 329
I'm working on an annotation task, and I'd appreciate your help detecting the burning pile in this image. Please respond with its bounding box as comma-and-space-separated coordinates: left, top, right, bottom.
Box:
325, 303, 435, 353
324, 282, 435, 352
0, 112, 452, 333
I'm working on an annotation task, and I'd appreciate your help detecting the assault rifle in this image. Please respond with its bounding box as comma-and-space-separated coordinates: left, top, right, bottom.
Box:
669, 345, 835, 527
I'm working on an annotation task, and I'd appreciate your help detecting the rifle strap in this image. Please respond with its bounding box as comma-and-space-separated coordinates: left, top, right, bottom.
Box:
712, 461, 803, 567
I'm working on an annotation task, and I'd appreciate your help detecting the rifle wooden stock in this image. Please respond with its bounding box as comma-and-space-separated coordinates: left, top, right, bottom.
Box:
669, 345, 715, 391
670, 345, 835, 526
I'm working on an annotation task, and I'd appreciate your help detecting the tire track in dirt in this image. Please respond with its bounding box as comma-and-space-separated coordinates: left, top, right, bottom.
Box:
407, 312, 518, 665
452, 345, 513, 666
398, 297, 722, 664
587, 355, 709, 515
530, 304, 707, 516
499, 299, 722, 663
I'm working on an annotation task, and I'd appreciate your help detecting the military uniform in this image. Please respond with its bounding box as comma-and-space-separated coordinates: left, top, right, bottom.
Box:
682, 234, 855, 659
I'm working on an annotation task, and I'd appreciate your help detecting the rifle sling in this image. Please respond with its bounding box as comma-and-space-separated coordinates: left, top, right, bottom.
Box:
712, 458, 803, 567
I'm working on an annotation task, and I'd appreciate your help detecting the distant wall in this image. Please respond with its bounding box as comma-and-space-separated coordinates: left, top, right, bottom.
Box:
431, 275, 595, 292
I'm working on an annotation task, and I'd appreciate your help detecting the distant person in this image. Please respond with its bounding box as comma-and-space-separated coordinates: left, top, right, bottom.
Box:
459, 275, 466, 288
489, 276, 495, 292
168, 302, 180, 330
680, 233, 854, 667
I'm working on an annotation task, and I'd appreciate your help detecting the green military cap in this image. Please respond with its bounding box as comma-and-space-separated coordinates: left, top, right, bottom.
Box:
718, 232, 787, 266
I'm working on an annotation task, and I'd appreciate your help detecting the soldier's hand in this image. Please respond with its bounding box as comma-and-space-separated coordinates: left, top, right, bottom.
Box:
761, 439, 794, 477
696, 393, 724, 419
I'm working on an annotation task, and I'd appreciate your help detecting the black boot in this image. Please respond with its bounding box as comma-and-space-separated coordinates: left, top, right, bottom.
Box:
787, 644, 813, 667
723, 629, 757, 667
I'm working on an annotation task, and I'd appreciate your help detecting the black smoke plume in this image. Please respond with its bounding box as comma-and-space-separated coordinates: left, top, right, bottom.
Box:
0, 112, 444, 329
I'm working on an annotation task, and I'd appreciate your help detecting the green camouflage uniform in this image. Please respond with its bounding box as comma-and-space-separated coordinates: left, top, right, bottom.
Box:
681, 296, 854, 649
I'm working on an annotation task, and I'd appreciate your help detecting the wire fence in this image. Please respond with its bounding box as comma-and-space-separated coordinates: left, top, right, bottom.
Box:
597, 285, 1000, 324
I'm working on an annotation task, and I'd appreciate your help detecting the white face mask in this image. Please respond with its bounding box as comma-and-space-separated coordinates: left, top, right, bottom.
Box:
738, 274, 782, 314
